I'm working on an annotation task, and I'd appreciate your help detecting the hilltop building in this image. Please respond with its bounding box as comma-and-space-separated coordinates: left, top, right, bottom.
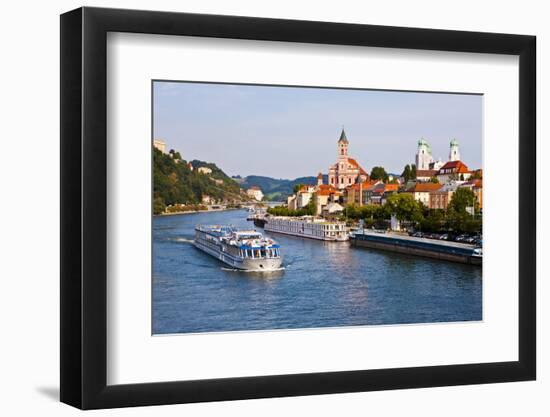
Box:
197, 166, 212, 175
328, 128, 369, 189
246, 186, 264, 201
153, 139, 166, 153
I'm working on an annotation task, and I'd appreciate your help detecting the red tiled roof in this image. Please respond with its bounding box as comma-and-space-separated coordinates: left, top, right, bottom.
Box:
409, 183, 443, 193
347, 158, 368, 176
438, 160, 470, 174
384, 184, 399, 192
462, 179, 482, 188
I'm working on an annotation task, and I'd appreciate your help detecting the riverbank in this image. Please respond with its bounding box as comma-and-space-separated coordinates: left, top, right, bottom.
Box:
155, 207, 242, 217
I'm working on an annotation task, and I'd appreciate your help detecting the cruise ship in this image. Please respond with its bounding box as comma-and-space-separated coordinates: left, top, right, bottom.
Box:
264, 216, 349, 241
194, 225, 283, 271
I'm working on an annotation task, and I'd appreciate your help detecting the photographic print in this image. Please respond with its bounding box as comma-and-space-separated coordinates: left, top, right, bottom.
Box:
152, 81, 483, 335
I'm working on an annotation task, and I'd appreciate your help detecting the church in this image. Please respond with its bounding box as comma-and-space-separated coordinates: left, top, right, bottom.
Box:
328, 128, 369, 189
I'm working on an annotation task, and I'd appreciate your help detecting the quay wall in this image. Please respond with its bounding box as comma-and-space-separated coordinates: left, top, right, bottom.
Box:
351, 234, 482, 266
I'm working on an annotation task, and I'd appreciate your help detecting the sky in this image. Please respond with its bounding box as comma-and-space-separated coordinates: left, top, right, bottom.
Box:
153, 81, 482, 179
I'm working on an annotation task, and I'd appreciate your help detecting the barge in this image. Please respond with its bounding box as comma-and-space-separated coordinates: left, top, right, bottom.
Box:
264, 216, 348, 241
194, 225, 282, 271
350, 230, 482, 265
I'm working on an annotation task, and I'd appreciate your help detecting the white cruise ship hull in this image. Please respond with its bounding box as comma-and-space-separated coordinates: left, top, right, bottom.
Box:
194, 226, 283, 271
264, 226, 348, 241
265, 217, 349, 241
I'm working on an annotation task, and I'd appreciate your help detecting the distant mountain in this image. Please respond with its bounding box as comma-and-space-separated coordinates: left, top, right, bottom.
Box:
235, 175, 329, 201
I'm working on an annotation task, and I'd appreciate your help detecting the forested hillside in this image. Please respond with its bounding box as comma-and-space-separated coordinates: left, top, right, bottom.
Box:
153, 148, 248, 214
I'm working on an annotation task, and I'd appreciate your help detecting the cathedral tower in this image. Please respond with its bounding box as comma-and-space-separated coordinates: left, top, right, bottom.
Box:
449, 138, 460, 161
415, 138, 434, 170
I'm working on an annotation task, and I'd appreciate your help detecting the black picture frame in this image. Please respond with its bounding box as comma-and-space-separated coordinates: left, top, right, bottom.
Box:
60, 6, 536, 410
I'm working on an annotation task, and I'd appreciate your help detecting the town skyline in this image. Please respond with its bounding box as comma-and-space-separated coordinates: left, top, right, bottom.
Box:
153, 81, 482, 178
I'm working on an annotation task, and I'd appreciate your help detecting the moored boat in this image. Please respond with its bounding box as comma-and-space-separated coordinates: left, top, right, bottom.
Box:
194, 225, 283, 271
264, 216, 349, 241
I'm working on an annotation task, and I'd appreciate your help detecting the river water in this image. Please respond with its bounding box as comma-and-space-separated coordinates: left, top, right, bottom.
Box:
153, 209, 482, 334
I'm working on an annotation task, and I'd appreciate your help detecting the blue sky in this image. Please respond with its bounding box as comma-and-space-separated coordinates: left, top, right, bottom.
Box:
153, 81, 482, 178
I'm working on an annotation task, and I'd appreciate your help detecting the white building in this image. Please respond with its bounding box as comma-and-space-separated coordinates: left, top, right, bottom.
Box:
197, 167, 212, 175
246, 186, 264, 201
415, 138, 434, 170
449, 138, 461, 161
153, 139, 166, 153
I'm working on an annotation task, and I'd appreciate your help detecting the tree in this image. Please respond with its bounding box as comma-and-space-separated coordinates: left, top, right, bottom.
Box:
293, 183, 305, 193
370, 166, 389, 182
385, 193, 424, 222
419, 209, 445, 232
153, 196, 166, 215
411, 164, 417, 179
471, 170, 482, 180
429, 176, 439, 183
449, 187, 476, 214
401, 164, 412, 182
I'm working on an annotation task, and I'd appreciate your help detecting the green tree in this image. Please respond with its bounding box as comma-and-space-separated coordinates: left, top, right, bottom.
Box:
293, 183, 305, 193
429, 176, 439, 183
411, 164, 417, 179
471, 170, 482, 180
153, 196, 166, 215
401, 164, 412, 182
385, 193, 424, 222
449, 187, 476, 214
370, 166, 389, 182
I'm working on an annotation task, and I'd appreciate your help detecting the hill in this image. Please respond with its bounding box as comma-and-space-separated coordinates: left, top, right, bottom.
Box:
236, 175, 328, 201
153, 149, 249, 214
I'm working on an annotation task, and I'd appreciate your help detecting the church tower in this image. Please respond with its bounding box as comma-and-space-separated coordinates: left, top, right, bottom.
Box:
449, 138, 460, 161
338, 128, 349, 159
415, 138, 434, 170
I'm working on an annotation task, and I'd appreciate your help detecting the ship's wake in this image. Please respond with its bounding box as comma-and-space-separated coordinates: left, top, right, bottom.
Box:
172, 237, 194, 244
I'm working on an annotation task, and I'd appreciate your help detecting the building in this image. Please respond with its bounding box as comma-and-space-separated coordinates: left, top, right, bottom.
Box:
314, 184, 341, 215
428, 182, 459, 210
322, 202, 344, 217
287, 194, 297, 211
197, 167, 212, 175
367, 183, 399, 205
153, 139, 166, 153
328, 128, 369, 189
344, 180, 379, 206
449, 138, 461, 161
187, 162, 194, 171
405, 182, 443, 206
436, 160, 471, 184
201, 194, 212, 204
415, 138, 435, 170
246, 186, 264, 201
415, 169, 439, 182
460, 178, 483, 210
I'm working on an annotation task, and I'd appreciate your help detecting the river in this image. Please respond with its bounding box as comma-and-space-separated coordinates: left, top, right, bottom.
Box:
153, 209, 482, 334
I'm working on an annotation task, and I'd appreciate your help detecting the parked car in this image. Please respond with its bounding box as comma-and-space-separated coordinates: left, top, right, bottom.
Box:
439, 234, 449, 240
412, 232, 423, 238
